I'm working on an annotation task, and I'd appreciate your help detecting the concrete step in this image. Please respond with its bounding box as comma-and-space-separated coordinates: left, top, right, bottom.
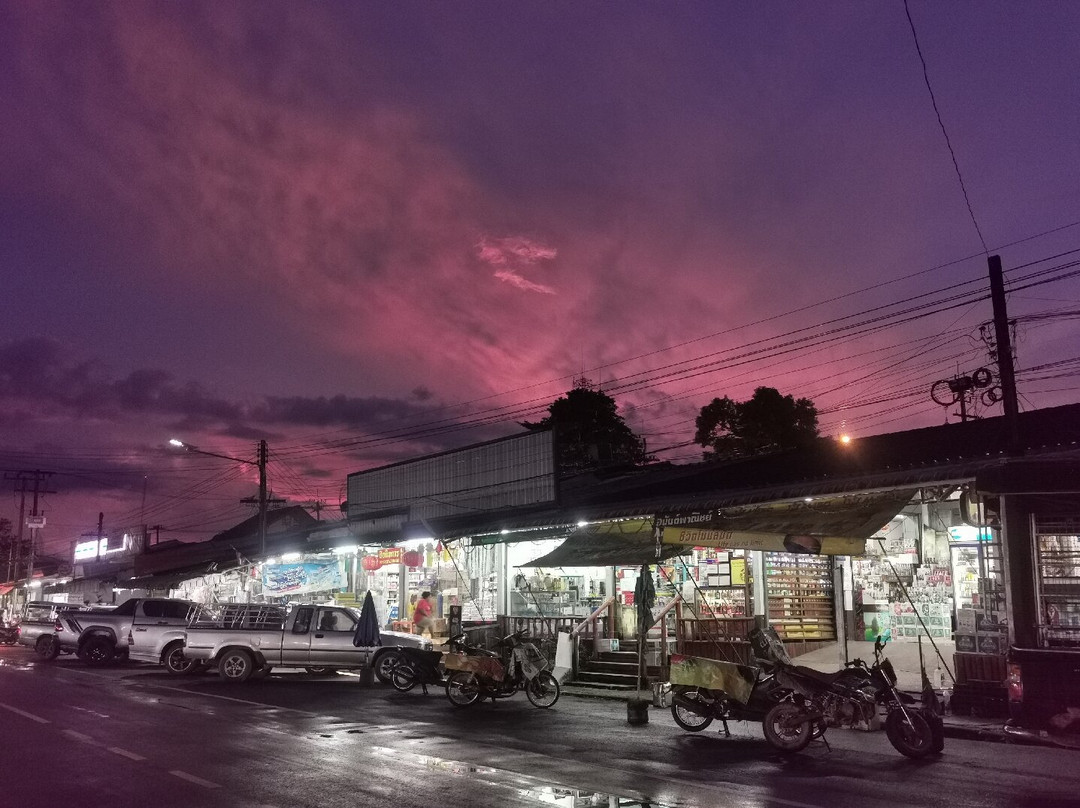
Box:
574, 671, 639, 688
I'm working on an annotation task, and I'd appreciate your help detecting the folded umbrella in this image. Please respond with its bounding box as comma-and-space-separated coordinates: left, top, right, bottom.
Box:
353, 590, 382, 647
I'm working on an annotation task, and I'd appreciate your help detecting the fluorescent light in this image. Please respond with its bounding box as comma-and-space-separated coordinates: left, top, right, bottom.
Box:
281, 552, 302, 562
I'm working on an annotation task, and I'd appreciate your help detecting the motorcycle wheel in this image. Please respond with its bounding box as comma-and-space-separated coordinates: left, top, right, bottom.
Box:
446, 671, 481, 707
885, 708, 936, 759
762, 702, 814, 753
525, 671, 560, 708
670, 690, 714, 732
391, 660, 418, 693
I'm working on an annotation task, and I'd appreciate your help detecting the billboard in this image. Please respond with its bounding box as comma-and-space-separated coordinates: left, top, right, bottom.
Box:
261, 560, 347, 596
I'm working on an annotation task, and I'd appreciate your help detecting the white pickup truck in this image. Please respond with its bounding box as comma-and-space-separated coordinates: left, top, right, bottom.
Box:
182, 602, 428, 683
55, 597, 196, 670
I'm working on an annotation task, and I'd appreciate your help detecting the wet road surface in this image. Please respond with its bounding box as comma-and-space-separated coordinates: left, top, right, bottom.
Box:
0, 645, 1076, 808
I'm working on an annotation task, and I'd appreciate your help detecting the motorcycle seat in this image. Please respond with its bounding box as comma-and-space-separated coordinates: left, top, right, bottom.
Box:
791, 665, 850, 686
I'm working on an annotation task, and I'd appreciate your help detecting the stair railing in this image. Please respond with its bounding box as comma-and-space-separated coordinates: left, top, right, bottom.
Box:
650, 594, 683, 681
571, 594, 617, 642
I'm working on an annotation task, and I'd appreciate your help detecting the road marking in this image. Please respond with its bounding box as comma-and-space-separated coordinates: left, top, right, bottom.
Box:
169, 770, 221, 789
56, 667, 322, 716
0, 703, 50, 723
108, 746, 146, 761
62, 729, 98, 744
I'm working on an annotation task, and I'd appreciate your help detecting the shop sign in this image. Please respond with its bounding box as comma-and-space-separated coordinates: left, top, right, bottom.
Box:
663, 528, 866, 556
377, 547, 403, 566
947, 525, 993, 543
658, 491, 916, 557
26, 516, 46, 529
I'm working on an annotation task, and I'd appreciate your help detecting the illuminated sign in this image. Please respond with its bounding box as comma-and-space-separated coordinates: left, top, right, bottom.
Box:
73, 536, 131, 562
74, 540, 102, 561
377, 547, 403, 566
948, 525, 993, 543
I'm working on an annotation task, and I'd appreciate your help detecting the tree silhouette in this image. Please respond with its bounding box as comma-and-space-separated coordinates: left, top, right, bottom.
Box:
522, 380, 649, 474
694, 386, 818, 460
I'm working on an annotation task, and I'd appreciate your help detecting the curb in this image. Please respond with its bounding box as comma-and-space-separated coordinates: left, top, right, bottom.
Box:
563, 686, 1075, 749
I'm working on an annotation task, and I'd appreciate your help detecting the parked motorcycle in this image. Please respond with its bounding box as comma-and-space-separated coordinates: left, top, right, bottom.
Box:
390, 633, 473, 694
443, 629, 560, 709
668, 628, 811, 749
763, 635, 941, 758
0, 622, 19, 646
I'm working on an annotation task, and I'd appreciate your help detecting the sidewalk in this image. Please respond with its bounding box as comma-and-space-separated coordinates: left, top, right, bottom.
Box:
559, 683, 1030, 747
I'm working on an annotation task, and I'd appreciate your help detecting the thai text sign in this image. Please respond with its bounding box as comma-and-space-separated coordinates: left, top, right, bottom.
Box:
377, 547, 403, 566
657, 490, 915, 557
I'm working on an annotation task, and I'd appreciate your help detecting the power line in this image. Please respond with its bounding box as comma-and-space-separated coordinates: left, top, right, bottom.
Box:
903, 0, 989, 254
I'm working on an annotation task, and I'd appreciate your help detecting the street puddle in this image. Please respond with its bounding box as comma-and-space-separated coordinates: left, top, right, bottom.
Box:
520, 786, 677, 807
367, 746, 678, 807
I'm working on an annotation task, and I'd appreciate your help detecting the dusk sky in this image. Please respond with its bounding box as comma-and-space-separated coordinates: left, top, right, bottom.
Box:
2, 3, 1078, 557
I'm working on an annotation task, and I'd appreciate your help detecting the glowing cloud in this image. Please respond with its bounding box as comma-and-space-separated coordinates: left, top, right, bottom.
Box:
478, 236, 557, 294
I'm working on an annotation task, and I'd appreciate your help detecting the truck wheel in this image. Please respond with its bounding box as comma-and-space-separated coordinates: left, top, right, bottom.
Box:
80, 637, 116, 667
163, 642, 200, 675
35, 635, 60, 660
373, 650, 401, 684
218, 649, 255, 683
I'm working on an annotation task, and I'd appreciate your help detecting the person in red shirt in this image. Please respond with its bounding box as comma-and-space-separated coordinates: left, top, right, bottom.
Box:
413, 590, 434, 635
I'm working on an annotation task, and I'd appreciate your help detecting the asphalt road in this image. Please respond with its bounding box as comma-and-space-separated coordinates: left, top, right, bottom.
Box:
0, 645, 1076, 808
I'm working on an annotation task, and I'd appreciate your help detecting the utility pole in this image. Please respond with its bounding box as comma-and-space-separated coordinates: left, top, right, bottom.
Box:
988, 255, 1021, 452
4, 471, 56, 599
257, 439, 268, 560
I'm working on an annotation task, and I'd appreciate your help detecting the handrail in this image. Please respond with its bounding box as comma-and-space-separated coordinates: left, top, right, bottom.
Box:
648, 594, 683, 628
571, 595, 617, 636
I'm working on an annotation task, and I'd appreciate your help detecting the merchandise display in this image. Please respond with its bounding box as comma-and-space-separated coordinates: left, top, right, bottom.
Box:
765, 552, 835, 641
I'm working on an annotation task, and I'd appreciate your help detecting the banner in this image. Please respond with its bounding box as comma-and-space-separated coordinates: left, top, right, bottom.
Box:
262, 560, 347, 596
658, 490, 915, 557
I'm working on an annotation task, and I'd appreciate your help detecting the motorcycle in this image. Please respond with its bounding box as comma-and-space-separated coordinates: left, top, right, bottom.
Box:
668, 627, 815, 750
390, 633, 474, 694
763, 635, 942, 758
0, 622, 19, 646
443, 629, 561, 709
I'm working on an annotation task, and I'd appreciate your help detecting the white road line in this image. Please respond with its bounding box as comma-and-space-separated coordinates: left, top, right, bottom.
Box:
62, 729, 98, 744
0, 703, 50, 723
56, 667, 321, 716
169, 770, 221, 789
108, 746, 146, 761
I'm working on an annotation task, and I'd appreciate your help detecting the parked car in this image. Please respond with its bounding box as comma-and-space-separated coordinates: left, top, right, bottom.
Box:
17, 601, 74, 659
55, 597, 195, 667
182, 602, 428, 683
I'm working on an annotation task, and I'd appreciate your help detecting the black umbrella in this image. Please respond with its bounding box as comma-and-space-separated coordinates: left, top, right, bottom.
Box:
353, 590, 382, 648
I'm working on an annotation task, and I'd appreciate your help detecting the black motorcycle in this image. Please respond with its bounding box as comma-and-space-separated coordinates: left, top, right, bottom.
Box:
763, 635, 942, 758
443, 629, 560, 709
0, 622, 19, 646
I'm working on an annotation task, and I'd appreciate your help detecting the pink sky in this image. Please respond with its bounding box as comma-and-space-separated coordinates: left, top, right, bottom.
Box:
1, 3, 1078, 556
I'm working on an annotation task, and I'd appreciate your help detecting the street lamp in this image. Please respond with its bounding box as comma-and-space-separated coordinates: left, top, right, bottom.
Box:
169, 438, 269, 559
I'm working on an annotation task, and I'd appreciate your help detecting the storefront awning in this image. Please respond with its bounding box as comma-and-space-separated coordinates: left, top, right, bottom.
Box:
658, 489, 917, 556
517, 519, 687, 567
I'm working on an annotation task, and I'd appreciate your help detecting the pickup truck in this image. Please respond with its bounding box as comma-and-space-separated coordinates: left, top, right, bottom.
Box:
182, 602, 429, 683
55, 597, 195, 669
17, 601, 74, 659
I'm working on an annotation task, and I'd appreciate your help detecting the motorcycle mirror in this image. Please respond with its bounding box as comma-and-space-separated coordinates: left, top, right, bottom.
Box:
875, 635, 885, 652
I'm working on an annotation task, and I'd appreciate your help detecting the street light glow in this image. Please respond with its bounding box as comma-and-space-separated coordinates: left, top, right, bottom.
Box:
169, 438, 185, 447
